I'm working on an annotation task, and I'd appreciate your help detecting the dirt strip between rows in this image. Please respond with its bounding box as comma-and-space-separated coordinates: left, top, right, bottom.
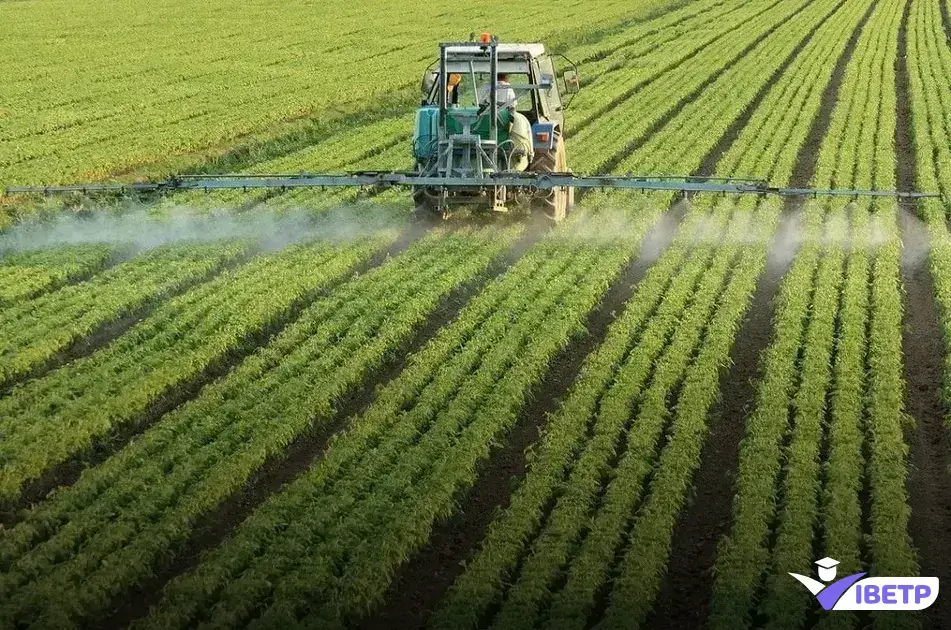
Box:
895, 1, 951, 626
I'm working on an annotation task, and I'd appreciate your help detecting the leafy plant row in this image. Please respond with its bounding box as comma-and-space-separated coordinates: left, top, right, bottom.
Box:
432, 204, 730, 630
906, 0, 951, 448
566, 0, 785, 128
0, 226, 521, 629
0, 241, 247, 388
588, 0, 883, 601
518, 206, 751, 630
542, 0, 871, 612
0, 236, 388, 503
572, 0, 819, 172
757, 209, 846, 629
599, 198, 778, 629
711, 0, 917, 627
0, 244, 118, 306
134, 207, 659, 630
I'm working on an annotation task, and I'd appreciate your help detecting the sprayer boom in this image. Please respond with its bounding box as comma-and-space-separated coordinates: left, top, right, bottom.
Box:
3, 171, 941, 202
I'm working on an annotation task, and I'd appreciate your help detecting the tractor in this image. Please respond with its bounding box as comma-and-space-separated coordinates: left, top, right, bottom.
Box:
412, 34, 580, 221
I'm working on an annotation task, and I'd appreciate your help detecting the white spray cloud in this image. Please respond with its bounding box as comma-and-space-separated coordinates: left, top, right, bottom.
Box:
0, 203, 404, 255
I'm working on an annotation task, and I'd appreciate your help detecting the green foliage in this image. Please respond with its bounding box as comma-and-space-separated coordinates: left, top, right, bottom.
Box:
0, 227, 519, 628
0, 244, 118, 305
0, 237, 386, 502
712, 1, 918, 629
0, 241, 247, 388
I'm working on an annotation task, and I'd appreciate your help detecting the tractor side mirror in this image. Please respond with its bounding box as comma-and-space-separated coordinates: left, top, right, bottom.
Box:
421, 71, 437, 101
563, 70, 580, 94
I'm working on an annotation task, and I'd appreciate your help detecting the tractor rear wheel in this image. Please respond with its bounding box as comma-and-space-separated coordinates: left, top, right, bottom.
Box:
413, 186, 443, 221
531, 136, 571, 222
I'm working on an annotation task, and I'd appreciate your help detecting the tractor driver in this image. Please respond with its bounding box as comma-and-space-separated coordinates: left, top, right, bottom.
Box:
447, 73, 462, 105
478, 73, 518, 112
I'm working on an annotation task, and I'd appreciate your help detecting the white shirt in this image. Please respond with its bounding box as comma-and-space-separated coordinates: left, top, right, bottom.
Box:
478, 81, 517, 111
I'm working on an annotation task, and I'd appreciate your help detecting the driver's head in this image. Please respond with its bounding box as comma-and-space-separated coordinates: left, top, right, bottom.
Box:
498, 73, 509, 83
447, 73, 462, 89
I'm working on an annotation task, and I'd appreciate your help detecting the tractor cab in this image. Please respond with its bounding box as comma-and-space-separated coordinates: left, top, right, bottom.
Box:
420, 43, 571, 128
412, 36, 579, 220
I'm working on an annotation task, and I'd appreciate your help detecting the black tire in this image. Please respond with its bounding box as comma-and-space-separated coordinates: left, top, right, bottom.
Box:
530, 137, 571, 222
412, 186, 441, 221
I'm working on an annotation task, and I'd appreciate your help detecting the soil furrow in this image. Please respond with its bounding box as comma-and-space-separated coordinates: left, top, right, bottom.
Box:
895, 1, 951, 627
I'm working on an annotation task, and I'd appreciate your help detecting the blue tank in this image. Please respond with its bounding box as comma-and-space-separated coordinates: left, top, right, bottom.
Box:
413, 107, 439, 160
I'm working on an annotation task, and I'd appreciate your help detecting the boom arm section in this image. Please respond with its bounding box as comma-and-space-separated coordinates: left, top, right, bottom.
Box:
4, 172, 941, 201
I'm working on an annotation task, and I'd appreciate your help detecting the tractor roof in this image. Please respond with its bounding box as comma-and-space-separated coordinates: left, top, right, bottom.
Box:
444, 43, 547, 58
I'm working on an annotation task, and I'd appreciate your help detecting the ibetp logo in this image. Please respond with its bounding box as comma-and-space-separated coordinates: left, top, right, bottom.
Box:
790, 557, 939, 611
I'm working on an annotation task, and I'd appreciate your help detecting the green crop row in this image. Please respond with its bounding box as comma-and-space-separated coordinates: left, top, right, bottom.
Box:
571, 0, 817, 173
543, 0, 871, 617
711, 0, 916, 627
0, 241, 247, 387
599, 199, 777, 629
758, 209, 847, 629
565, 0, 782, 128
537, 206, 753, 630
668, 15, 884, 613
440, 203, 737, 630
0, 235, 389, 503
814, 205, 869, 630
431, 211, 708, 629
708, 225, 823, 628
0, 225, 521, 629
907, 0, 951, 446
0, 244, 118, 305
135, 205, 658, 630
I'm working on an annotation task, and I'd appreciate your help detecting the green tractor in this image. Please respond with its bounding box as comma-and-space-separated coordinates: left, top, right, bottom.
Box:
413, 34, 580, 221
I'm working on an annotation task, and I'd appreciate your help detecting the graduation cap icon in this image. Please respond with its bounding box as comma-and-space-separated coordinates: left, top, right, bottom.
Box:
816, 557, 840, 582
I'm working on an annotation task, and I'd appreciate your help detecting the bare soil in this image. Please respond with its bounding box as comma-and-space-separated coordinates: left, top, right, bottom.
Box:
896, 1, 951, 626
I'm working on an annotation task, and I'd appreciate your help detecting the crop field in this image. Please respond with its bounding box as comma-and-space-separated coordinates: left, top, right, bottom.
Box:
4, 0, 951, 628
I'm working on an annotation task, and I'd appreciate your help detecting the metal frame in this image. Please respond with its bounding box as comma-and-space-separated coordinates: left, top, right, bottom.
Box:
5, 172, 941, 200
429, 38, 508, 213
